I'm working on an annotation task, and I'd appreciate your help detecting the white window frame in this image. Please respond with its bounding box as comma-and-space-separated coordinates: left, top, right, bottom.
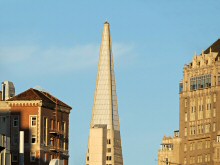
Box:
43, 117, 48, 146
31, 134, 37, 144
30, 116, 37, 127
30, 152, 36, 162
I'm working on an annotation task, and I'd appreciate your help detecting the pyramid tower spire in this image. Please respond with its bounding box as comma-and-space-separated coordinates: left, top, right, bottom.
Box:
90, 22, 120, 131
86, 22, 123, 165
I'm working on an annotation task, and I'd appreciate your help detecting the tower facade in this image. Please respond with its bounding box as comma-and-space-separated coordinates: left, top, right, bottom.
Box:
158, 39, 220, 165
86, 22, 123, 165
179, 39, 220, 165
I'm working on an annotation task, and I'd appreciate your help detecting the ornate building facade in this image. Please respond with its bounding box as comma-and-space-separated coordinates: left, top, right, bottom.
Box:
159, 39, 220, 165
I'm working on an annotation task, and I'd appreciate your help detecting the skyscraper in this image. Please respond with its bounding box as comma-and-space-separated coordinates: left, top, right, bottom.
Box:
179, 39, 220, 165
86, 22, 123, 165
158, 39, 220, 165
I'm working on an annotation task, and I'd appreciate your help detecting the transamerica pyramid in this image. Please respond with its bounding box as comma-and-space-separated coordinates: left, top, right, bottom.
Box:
86, 22, 123, 165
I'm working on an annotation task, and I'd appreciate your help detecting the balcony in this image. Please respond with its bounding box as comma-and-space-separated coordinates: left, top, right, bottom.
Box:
49, 146, 61, 153
49, 129, 64, 136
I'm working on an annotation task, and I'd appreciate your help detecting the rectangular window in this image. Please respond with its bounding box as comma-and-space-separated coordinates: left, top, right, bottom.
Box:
13, 133, 19, 145
198, 155, 202, 163
190, 74, 212, 91
185, 112, 187, 122
12, 153, 18, 162
50, 119, 54, 130
44, 153, 47, 162
64, 141, 66, 150
43, 117, 48, 146
205, 140, 210, 148
31, 116, 37, 127
185, 99, 187, 107
205, 124, 211, 133
198, 125, 201, 134
213, 108, 216, 117
13, 116, 19, 127
184, 158, 187, 164
184, 127, 187, 136
214, 94, 217, 102
31, 134, 37, 144
62, 121, 66, 137
208, 154, 210, 162
213, 123, 216, 132
30, 152, 36, 162
57, 121, 60, 131
179, 82, 183, 93
197, 141, 202, 150
218, 76, 220, 85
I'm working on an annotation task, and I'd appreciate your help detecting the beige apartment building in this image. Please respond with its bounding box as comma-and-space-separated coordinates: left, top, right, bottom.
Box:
158, 39, 220, 165
86, 22, 123, 165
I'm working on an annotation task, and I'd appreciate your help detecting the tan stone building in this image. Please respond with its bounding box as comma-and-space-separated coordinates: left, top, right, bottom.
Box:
159, 39, 220, 165
158, 131, 181, 165
1, 88, 72, 165
86, 22, 123, 165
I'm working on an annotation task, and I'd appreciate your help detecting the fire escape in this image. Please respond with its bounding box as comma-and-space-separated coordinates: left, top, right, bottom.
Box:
48, 99, 64, 158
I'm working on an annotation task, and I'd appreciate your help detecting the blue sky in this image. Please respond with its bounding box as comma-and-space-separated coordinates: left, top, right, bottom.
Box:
0, 0, 220, 164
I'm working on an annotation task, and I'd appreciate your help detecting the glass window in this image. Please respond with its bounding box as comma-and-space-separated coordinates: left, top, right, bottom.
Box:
217, 135, 220, 142
30, 152, 36, 162
31, 135, 36, 144
43, 117, 48, 145
31, 116, 37, 127
13, 116, 19, 127
12, 153, 18, 162
44, 153, 47, 162
13, 133, 19, 144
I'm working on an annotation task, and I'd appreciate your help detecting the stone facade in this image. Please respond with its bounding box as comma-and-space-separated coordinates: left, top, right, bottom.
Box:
158, 131, 181, 165
180, 39, 220, 165
158, 39, 220, 165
